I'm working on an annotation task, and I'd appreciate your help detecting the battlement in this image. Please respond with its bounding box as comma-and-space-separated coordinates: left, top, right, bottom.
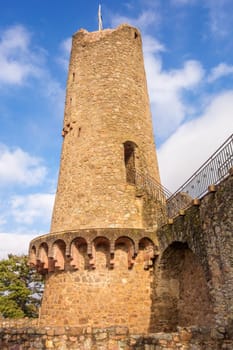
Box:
29, 228, 158, 273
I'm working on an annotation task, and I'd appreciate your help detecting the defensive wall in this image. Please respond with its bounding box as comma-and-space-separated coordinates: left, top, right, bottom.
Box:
1, 325, 233, 350
1, 171, 232, 349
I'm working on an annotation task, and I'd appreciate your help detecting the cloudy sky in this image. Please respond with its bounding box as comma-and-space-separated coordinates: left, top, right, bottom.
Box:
0, 0, 232, 259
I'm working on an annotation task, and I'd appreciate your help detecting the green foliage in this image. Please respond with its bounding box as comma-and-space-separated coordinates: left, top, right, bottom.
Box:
0, 254, 44, 318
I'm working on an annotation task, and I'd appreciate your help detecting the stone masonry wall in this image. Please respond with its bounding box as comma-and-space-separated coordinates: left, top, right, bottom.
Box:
151, 242, 214, 332
28, 173, 233, 337
152, 172, 233, 339
199, 172, 233, 338
51, 24, 161, 233
29, 228, 158, 332
1, 325, 233, 349
38, 241, 154, 333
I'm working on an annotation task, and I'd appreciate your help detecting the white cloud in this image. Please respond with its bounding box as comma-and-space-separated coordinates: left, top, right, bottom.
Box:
0, 24, 64, 116
158, 90, 233, 192
206, 0, 233, 38
0, 145, 47, 186
0, 25, 41, 85
111, 10, 160, 30
0, 216, 6, 226
208, 63, 233, 82
41, 76, 65, 109
61, 37, 71, 55
110, 11, 204, 140
10, 193, 55, 225
144, 53, 204, 138
0, 233, 37, 260
171, 0, 197, 5
57, 37, 71, 69
143, 34, 166, 54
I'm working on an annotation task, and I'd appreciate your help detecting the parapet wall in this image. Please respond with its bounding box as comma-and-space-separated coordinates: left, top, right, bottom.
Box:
1, 325, 233, 350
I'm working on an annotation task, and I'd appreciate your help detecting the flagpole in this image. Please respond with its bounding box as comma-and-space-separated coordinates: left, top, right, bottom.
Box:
98, 4, 103, 31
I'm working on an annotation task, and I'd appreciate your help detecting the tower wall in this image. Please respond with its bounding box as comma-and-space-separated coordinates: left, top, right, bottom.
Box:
30, 229, 158, 332
41, 266, 152, 333
29, 24, 163, 332
51, 25, 160, 233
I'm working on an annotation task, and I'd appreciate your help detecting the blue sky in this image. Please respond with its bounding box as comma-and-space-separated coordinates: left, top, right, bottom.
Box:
0, 0, 233, 258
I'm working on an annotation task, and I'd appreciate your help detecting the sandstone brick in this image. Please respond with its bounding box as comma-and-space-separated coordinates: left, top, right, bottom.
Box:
179, 331, 192, 342
45, 339, 53, 348
51, 24, 161, 233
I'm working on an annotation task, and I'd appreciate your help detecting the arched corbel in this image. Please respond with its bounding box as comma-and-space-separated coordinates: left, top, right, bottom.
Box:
88, 241, 95, 269
110, 241, 115, 268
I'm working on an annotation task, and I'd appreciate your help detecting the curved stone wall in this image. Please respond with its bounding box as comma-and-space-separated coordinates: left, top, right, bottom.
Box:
50, 24, 161, 233
29, 228, 158, 332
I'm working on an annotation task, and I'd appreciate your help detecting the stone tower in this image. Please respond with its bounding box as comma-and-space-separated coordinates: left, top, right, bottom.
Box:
29, 24, 165, 333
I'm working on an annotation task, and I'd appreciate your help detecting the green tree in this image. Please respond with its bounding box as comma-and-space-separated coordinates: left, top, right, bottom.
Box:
0, 254, 44, 318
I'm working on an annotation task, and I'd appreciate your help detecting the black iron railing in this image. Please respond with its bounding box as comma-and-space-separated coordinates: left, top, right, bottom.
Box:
167, 133, 233, 217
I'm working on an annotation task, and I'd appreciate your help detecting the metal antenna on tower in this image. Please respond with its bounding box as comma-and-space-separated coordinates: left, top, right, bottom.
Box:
98, 4, 103, 31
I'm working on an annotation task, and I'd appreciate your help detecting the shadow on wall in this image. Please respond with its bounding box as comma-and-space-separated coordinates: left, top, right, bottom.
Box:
150, 241, 215, 332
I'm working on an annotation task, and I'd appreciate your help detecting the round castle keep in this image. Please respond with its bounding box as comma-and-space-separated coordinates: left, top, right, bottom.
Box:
29, 24, 166, 333
52, 24, 161, 232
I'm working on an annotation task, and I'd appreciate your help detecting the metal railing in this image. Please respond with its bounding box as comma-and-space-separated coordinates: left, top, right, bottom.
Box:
167, 133, 233, 217
135, 169, 172, 202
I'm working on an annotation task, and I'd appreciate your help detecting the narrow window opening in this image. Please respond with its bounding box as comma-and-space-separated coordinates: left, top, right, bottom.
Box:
134, 32, 138, 39
124, 141, 136, 184
78, 127, 81, 137
72, 72, 75, 81
70, 97, 72, 105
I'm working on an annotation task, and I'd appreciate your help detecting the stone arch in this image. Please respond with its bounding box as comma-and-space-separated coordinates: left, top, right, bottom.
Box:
114, 236, 135, 269
92, 236, 110, 269
123, 141, 137, 184
38, 242, 49, 272
138, 237, 155, 269
151, 241, 214, 332
70, 237, 88, 270
29, 245, 37, 267
156, 221, 211, 282
52, 239, 66, 271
